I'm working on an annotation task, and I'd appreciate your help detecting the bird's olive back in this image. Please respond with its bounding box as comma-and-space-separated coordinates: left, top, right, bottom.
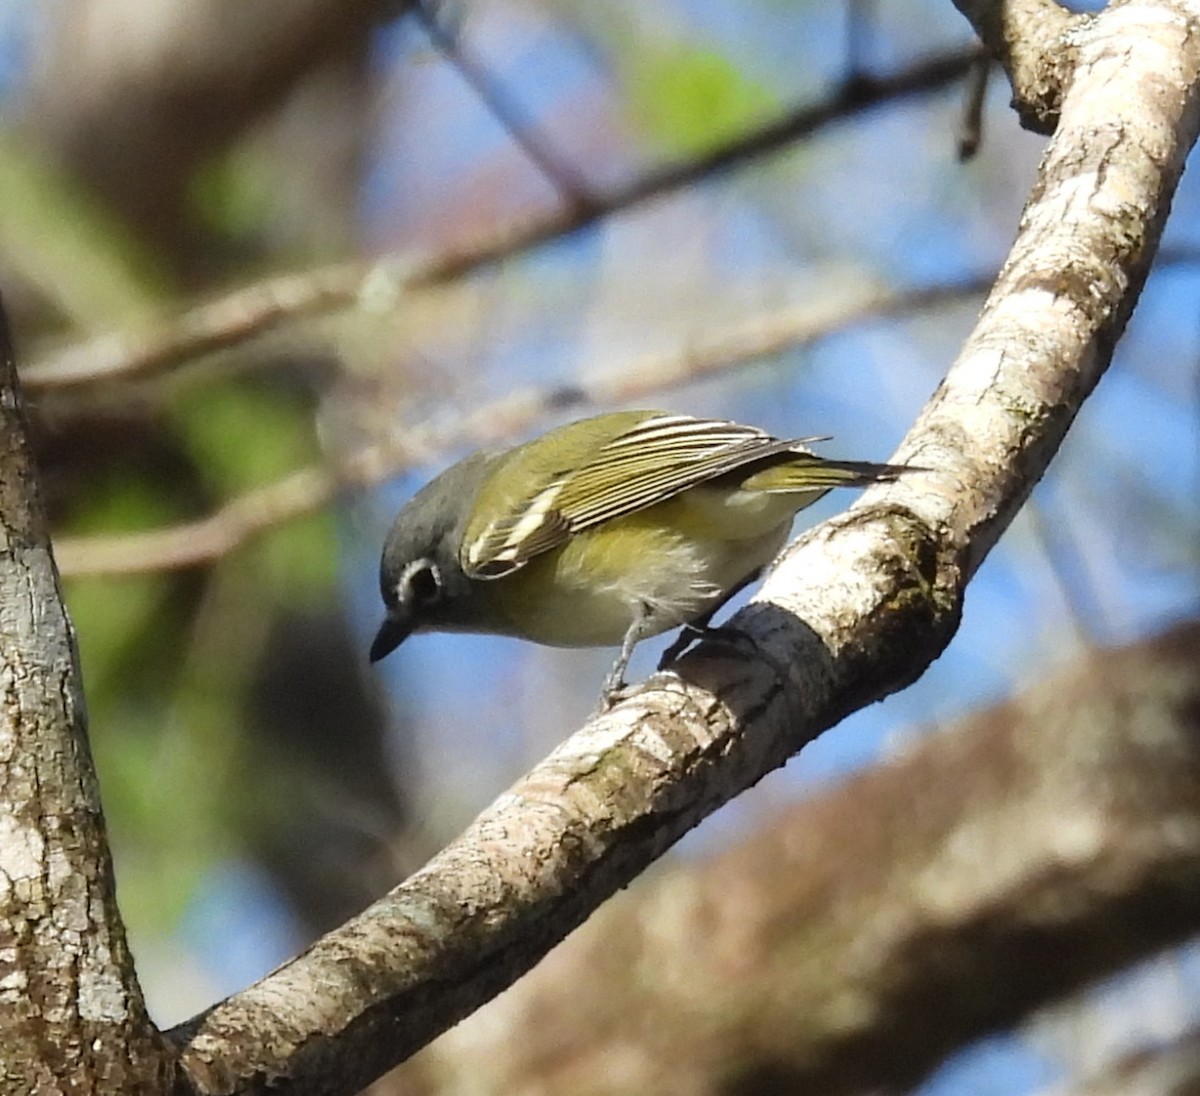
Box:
461, 410, 661, 553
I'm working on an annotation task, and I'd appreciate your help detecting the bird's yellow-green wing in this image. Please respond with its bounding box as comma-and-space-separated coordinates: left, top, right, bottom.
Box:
462, 412, 825, 579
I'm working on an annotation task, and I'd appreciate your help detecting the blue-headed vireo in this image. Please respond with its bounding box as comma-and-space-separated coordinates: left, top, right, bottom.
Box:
370, 410, 910, 702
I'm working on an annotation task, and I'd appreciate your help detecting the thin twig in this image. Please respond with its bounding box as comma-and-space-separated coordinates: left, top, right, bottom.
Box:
957, 52, 991, 160
413, 1, 596, 209
950, 0, 1079, 132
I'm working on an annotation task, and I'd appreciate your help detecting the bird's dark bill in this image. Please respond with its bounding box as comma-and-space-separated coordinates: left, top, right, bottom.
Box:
369, 615, 411, 663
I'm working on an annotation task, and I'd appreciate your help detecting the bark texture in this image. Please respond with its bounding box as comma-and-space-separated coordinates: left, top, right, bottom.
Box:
0, 312, 174, 1090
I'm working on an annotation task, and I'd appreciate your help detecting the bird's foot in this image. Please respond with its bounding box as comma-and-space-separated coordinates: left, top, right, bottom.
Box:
660, 623, 793, 687
657, 622, 708, 669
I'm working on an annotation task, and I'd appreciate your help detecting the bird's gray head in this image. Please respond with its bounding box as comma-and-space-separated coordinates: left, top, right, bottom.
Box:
369, 451, 492, 663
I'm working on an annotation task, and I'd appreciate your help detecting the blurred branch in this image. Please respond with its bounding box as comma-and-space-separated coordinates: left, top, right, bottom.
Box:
169, 6, 1200, 1093
24, 45, 979, 393
53, 275, 990, 577
845, 0, 879, 79
21, 262, 367, 391
380, 621, 1200, 1096
352, 45, 979, 282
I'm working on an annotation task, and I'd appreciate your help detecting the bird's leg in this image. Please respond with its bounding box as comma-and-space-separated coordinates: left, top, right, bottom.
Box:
600, 604, 656, 709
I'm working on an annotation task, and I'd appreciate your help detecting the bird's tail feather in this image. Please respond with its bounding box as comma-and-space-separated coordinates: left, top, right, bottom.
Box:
745, 457, 914, 492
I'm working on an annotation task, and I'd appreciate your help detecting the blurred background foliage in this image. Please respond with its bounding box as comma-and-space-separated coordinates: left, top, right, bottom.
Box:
4, 0, 1199, 1090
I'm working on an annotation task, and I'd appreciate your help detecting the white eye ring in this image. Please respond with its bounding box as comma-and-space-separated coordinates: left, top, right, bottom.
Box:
401, 559, 442, 606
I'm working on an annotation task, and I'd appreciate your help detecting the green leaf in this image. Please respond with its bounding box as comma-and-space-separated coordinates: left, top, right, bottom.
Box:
171, 383, 314, 492
629, 44, 776, 155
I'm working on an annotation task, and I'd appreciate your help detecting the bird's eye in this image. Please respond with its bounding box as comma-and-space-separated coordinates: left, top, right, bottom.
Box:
403, 560, 442, 606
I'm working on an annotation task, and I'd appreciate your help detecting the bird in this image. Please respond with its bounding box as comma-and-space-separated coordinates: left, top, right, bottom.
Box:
370, 410, 910, 704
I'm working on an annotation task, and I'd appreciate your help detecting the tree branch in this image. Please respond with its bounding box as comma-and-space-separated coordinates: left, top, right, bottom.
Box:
389, 621, 1200, 1096
952, 0, 1082, 132
20, 262, 367, 391
23, 46, 979, 393
50, 238, 1200, 579
168, 3, 1200, 1094
0, 301, 174, 1088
